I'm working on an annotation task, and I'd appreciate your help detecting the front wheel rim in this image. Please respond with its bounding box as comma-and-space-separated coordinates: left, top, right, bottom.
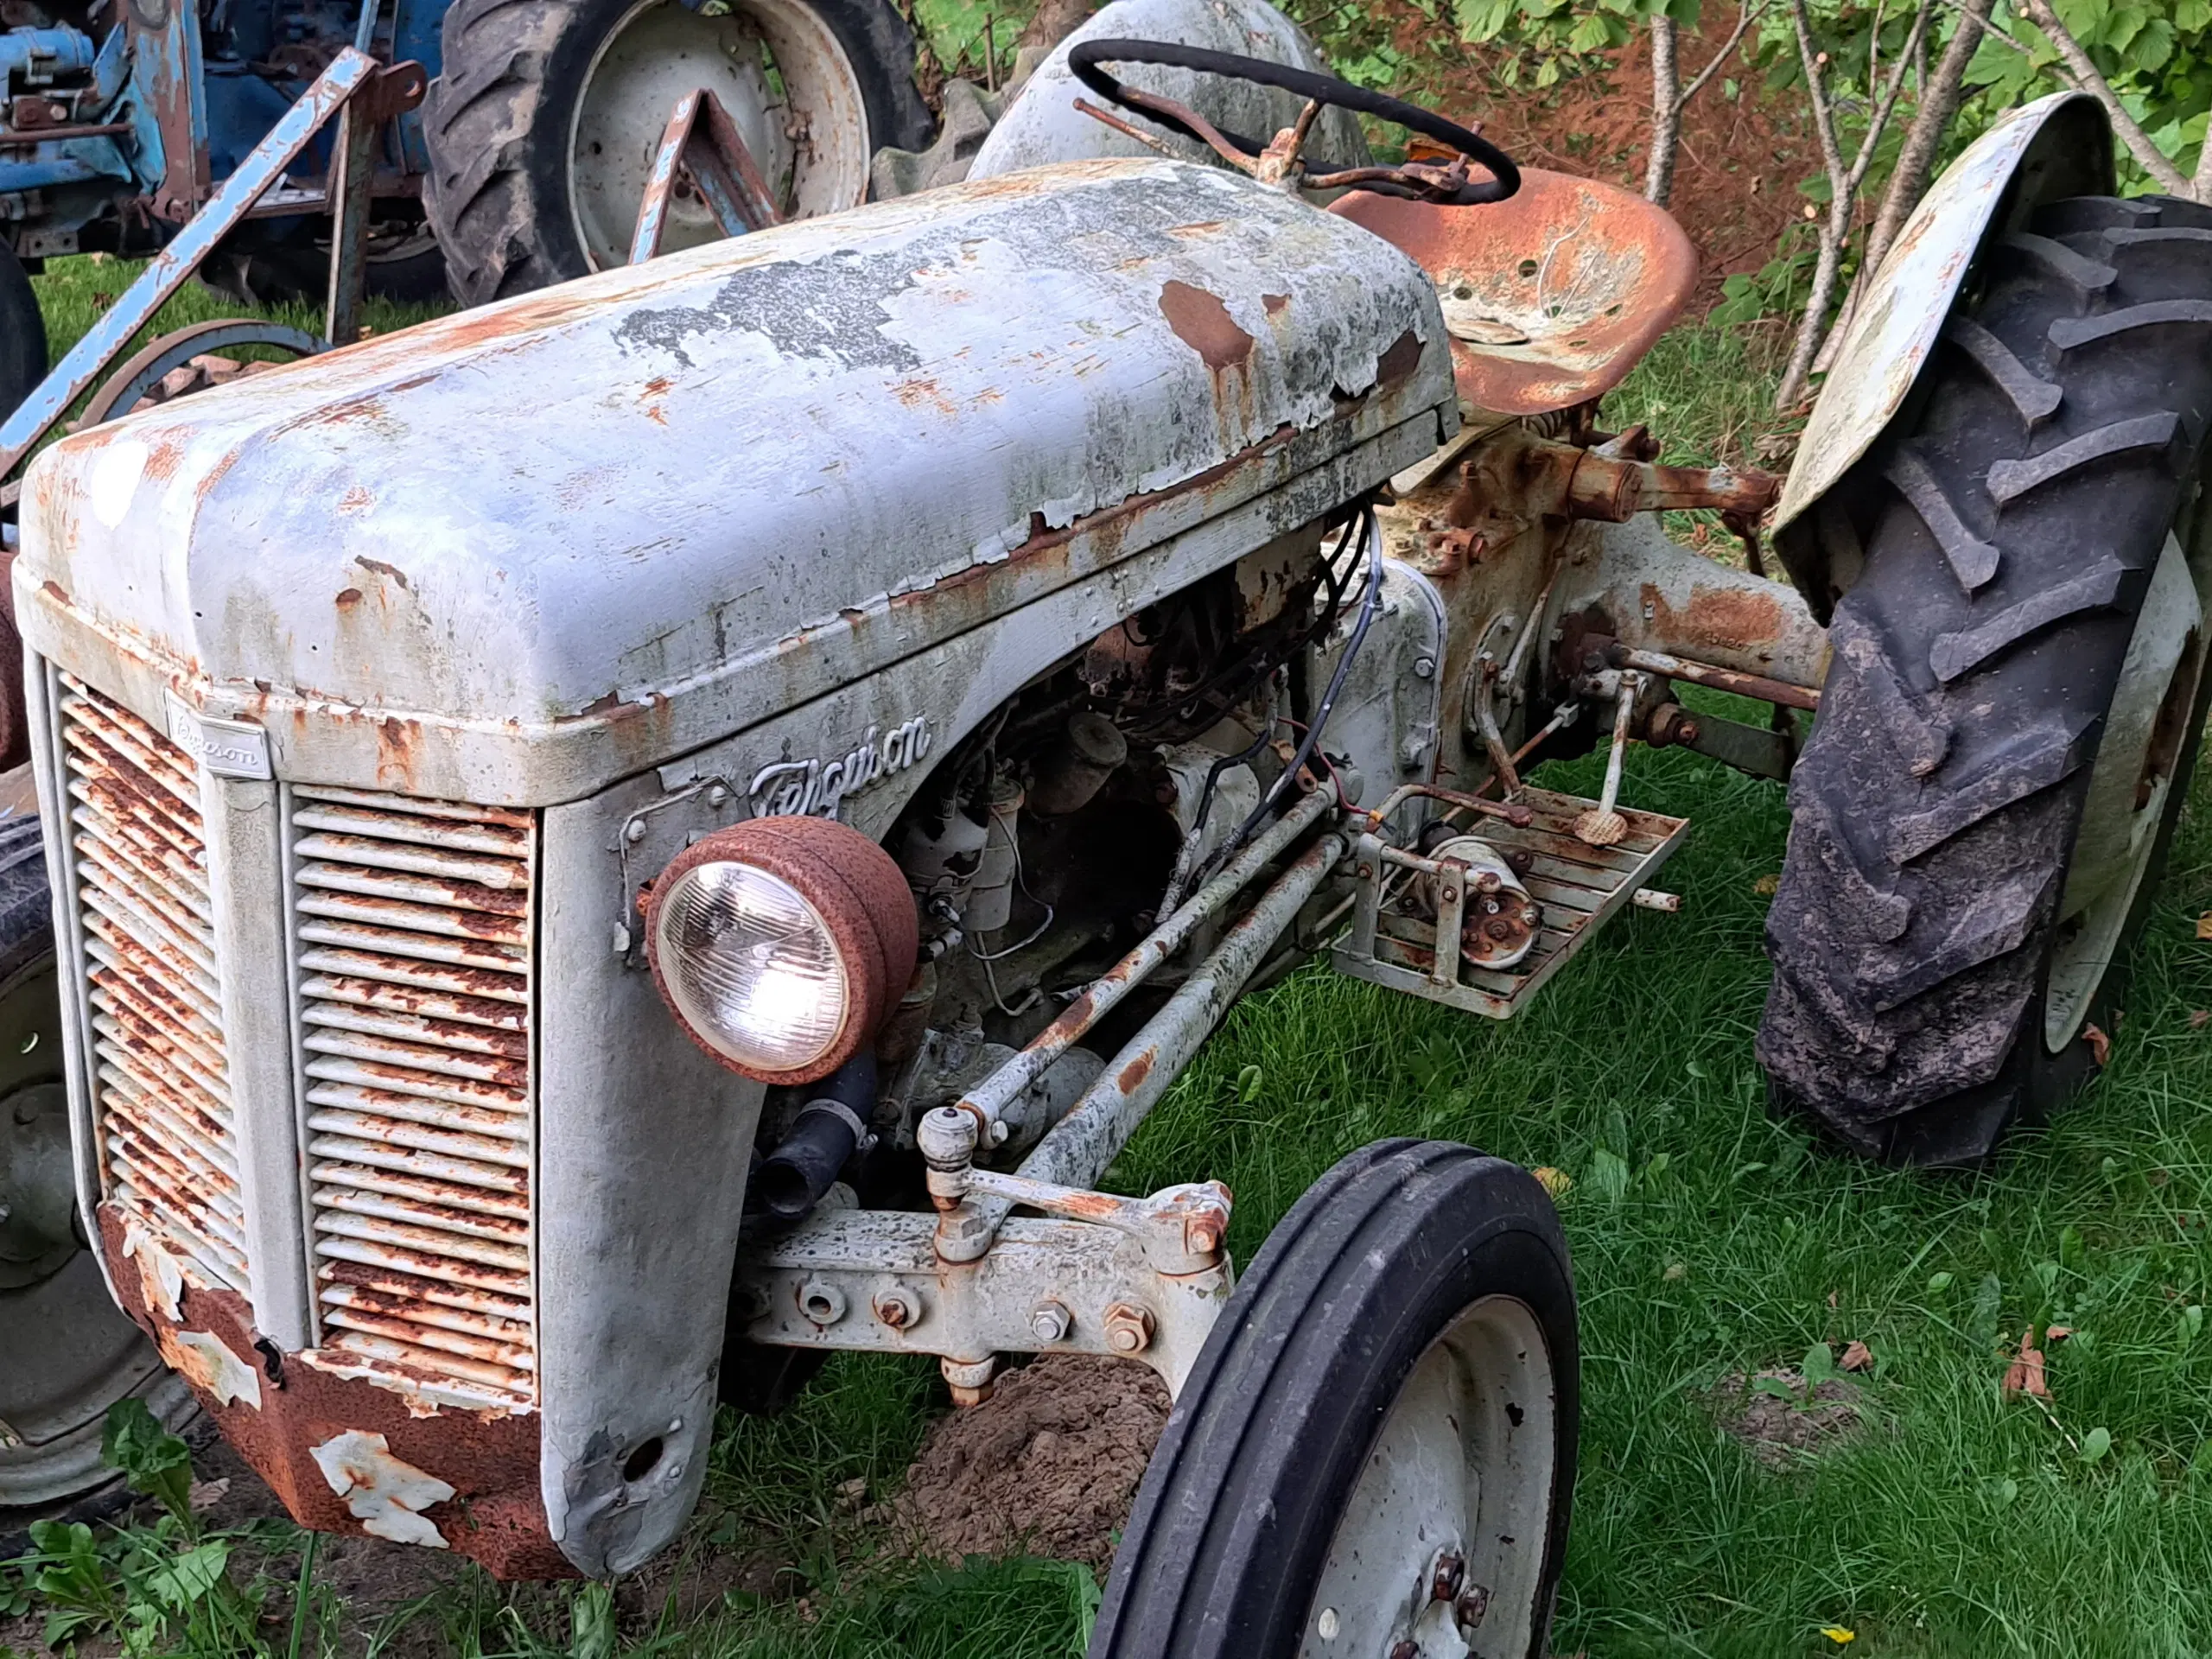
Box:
566, 0, 872, 272
1303, 1294, 1557, 1659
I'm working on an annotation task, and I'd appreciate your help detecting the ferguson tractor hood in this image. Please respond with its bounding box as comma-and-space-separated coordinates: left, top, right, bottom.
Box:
15, 159, 1454, 805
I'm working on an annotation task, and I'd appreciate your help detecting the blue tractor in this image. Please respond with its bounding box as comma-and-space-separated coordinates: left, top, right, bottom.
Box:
0, 0, 932, 413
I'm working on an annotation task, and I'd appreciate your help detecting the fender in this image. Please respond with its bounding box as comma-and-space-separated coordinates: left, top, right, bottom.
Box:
1773, 90, 2113, 619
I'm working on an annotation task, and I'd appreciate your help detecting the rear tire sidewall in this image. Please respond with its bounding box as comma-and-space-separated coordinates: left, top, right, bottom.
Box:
1095, 1143, 1577, 1659
0, 240, 48, 423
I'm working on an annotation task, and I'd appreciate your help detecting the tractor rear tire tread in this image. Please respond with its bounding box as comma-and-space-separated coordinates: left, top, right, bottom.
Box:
1758, 193, 2212, 1164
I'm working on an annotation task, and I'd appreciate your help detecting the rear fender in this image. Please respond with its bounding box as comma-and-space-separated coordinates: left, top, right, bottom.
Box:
1772, 91, 2112, 620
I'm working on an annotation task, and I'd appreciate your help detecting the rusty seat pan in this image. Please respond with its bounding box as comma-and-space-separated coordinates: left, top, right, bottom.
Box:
1331, 168, 1696, 416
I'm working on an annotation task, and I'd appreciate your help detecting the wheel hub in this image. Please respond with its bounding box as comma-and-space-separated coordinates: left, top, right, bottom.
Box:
1304, 1295, 1554, 1659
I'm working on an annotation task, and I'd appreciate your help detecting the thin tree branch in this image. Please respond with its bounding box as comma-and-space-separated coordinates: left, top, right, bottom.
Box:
1680, 0, 1768, 107
1846, 0, 1935, 199
2015, 0, 2191, 195
1866, 0, 1993, 275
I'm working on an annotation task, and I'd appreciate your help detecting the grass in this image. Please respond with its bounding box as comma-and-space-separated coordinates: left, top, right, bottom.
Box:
10, 253, 2212, 1656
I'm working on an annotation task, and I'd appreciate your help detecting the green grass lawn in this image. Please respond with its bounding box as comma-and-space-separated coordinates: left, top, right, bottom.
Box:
12, 258, 2212, 1658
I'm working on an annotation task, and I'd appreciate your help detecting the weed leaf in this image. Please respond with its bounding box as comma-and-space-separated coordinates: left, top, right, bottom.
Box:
100, 1398, 194, 1527
146, 1541, 230, 1612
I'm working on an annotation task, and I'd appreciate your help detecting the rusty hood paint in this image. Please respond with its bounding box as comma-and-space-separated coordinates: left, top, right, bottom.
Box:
15, 159, 1452, 805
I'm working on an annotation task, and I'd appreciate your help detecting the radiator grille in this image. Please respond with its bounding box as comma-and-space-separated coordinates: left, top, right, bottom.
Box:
59, 675, 249, 1294
293, 786, 538, 1408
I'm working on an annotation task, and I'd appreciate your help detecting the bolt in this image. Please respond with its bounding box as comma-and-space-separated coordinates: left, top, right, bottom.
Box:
1583, 648, 1605, 671
1431, 1549, 1465, 1602
623, 818, 647, 844
1103, 1302, 1154, 1356
1679, 720, 1700, 742
1521, 906, 1541, 926
1413, 655, 1435, 679
1454, 1586, 1491, 1631
1440, 886, 1458, 905
1389, 1643, 1418, 1659
1475, 870, 1502, 893
873, 1288, 920, 1329
1154, 780, 1179, 805
1186, 1214, 1224, 1256
1486, 917, 1514, 941
705, 784, 730, 809
1030, 1301, 1072, 1343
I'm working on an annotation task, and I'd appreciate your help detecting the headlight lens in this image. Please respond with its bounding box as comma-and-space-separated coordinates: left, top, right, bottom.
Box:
653, 861, 850, 1073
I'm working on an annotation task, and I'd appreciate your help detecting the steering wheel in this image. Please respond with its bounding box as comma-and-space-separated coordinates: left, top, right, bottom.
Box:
1065, 39, 1520, 207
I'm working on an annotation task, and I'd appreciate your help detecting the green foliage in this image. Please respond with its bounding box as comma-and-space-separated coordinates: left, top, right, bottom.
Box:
101, 1395, 197, 1531
1965, 0, 2212, 186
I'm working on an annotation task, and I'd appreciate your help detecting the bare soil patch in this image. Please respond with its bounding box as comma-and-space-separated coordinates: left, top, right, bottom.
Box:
1713, 1369, 1864, 1467
886, 1354, 1170, 1576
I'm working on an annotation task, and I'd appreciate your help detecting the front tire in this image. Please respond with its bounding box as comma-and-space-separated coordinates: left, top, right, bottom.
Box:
1759, 193, 2212, 1165
0, 816, 195, 1540
1093, 1141, 1577, 1659
423, 0, 931, 306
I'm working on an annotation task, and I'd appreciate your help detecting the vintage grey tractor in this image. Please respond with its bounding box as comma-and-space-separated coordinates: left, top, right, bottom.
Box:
5, 1, 2210, 1649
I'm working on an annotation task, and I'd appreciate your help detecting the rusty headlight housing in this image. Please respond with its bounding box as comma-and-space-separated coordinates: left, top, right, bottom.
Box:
645, 817, 917, 1087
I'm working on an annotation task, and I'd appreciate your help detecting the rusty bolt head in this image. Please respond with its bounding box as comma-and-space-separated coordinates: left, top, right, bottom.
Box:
1440, 886, 1458, 905
1521, 906, 1541, 927
1455, 1586, 1491, 1630
1485, 917, 1515, 942
1679, 720, 1700, 742
1154, 780, 1179, 805
1475, 870, 1503, 894
1389, 1643, 1419, 1659
873, 1288, 920, 1330
1103, 1302, 1155, 1356
1185, 1209, 1226, 1256
1030, 1300, 1072, 1343
1431, 1550, 1466, 1602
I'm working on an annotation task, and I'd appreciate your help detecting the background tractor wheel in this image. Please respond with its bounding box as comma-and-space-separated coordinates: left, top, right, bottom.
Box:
423, 0, 931, 306
0, 240, 48, 425
1760, 192, 2212, 1166
1092, 1141, 1577, 1659
0, 816, 195, 1546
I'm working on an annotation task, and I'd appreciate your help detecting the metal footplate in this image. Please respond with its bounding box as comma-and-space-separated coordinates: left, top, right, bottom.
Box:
1332, 783, 1689, 1018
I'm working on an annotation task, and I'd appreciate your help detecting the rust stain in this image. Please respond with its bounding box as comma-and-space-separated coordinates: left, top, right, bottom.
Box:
1639, 581, 1789, 658
99, 1205, 570, 1581
1262, 293, 1289, 316
640, 376, 673, 398
336, 588, 364, 611
143, 435, 187, 483
891, 376, 959, 416
1157, 280, 1255, 373
337, 486, 375, 515
1116, 1051, 1154, 1094
373, 715, 423, 789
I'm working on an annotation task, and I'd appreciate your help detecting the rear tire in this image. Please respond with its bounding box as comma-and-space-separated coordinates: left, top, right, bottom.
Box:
1092, 1141, 1576, 1659
0, 241, 48, 423
1759, 193, 2212, 1166
423, 0, 931, 306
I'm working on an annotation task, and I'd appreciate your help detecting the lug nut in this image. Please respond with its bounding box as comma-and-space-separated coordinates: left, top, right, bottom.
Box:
1103, 1302, 1154, 1356
1431, 1549, 1465, 1602
1030, 1300, 1072, 1343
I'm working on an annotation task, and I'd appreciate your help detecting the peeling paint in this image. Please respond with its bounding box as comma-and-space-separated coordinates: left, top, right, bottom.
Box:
168, 1329, 264, 1409
310, 1430, 455, 1548
122, 1219, 185, 1320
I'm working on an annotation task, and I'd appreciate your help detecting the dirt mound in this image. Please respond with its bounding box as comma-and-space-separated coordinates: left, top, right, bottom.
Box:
889, 1354, 1171, 1576
1713, 1369, 1863, 1467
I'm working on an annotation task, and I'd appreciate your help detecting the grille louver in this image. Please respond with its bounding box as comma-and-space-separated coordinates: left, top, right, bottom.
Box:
293, 786, 538, 1408
59, 676, 250, 1294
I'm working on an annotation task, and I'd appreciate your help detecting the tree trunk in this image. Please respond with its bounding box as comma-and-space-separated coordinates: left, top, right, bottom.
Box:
1645, 14, 1681, 206
1863, 0, 1993, 276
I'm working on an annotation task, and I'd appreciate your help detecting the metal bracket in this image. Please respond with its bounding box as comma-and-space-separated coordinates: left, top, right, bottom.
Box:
628, 86, 784, 264
734, 1200, 1235, 1403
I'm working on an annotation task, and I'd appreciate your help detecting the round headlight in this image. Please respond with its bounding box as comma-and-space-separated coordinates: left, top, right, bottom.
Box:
645, 817, 917, 1085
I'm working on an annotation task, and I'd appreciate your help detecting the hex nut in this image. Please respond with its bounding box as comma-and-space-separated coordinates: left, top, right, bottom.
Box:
798, 1278, 847, 1326
1430, 1550, 1465, 1602
1455, 1585, 1491, 1630
1103, 1302, 1155, 1355
873, 1287, 921, 1330
1030, 1300, 1072, 1344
